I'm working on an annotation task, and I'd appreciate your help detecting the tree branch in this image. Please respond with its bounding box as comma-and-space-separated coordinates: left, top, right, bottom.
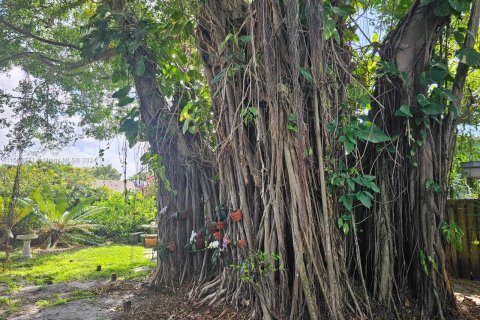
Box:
0, 17, 81, 50
452, 0, 480, 104
0, 49, 116, 71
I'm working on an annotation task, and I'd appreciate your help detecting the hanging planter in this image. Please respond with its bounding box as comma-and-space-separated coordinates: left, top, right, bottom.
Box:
230, 209, 243, 222
166, 241, 176, 252
195, 237, 205, 250
144, 235, 158, 248
213, 231, 222, 241
171, 211, 188, 220
237, 239, 247, 249
216, 221, 225, 230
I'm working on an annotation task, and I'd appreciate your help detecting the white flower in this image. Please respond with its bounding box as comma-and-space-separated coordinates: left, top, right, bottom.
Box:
208, 240, 220, 249
190, 231, 197, 243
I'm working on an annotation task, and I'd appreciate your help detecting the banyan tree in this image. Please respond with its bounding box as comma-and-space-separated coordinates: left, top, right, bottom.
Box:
1, 0, 479, 318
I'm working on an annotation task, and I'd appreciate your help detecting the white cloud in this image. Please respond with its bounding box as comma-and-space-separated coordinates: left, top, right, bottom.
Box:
0, 68, 145, 178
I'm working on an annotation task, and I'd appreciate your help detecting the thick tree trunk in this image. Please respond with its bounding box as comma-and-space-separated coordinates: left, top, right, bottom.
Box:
364, 1, 478, 318
109, 0, 218, 286
196, 1, 355, 318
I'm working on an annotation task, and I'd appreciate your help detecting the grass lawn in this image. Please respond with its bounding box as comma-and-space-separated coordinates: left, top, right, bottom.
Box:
0, 245, 155, 290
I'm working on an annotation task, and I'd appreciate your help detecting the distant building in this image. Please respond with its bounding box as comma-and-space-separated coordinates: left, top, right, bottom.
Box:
93, 180, 138, 192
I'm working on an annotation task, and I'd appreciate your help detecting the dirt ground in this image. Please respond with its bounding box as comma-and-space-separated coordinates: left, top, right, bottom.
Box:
3, 279, 141, 320
1, 278, 250, 320
2, 278, 480, 320
453, 279, 480, 319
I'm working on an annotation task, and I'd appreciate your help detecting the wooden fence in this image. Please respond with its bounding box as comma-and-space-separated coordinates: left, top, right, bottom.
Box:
446, 199, 480, 279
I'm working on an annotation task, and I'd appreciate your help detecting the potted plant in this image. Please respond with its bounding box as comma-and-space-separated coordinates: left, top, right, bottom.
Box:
196, 236, 205, 250
216, 204, 227, 229
171, 211, 188, 220
166, 241, 176, 252
230, 209, 243, 222
145, 235, 158, 248
213, 231, 222, 241
187, 230, 205, 251
237, 239, 247, 249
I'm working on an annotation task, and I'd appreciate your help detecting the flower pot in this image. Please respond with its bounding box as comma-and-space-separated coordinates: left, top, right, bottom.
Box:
166, 241, 176, 252
230, 209, 243, 222
213, 231, 222, 241
195, 237, 205, 250
237, 239, 247, 249
208, 223, 218, 233
216, 221, 225, 230
145, 236, 158, 248
172, 211, 188, 220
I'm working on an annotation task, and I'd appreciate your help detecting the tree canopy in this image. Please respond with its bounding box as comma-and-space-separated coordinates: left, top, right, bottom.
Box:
1, 0, 480, 319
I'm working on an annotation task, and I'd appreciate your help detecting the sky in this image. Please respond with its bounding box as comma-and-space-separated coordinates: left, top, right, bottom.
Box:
0, 67, 145, 178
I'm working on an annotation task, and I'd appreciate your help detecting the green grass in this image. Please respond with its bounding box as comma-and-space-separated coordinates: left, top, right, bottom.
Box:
35, 295, 68, 308
0, 296, 22, 315
0, 246, 155, 289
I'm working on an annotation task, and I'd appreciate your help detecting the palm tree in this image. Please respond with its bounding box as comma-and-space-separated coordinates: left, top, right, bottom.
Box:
30, 189, 104, 248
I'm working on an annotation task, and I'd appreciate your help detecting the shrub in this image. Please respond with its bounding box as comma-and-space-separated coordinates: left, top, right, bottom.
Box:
90, 190, 156, 242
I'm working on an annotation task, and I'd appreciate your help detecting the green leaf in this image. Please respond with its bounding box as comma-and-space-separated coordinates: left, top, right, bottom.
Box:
323, 18, 336, 40
337, 217, 344, 228
219, 33, 235, 51
135, 59, 146, 76
420, 250, 428, 274
368, 181, 380, 193
300, 68, 313, 82
420, 65, 450, 85
356, 191, 373, 208
395, 105, 413, 117
416, 94, 430, 107
356, 124, 390, 143
371, 33, 379, 43
454, 30, 466, 46
112, 86, 131, 99
448, 0, 471, 12
211, 69, 226, 85
331, 5, 356, 17
342, 223, 350, 235
456, 48, 480, 68
326, 121, 337, 132
434, 0, 455, 16
339, 194, 354, 211
339, 135, 356, 154
420, 102, 445, 115
433, 87, 456, 103
238, 35, 252, 44
379, 61, 399, 75
117, 97, 135, 107
346, 178, 355, 191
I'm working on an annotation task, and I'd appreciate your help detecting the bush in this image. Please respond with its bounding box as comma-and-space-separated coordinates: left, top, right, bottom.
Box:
90, 191, 156, 242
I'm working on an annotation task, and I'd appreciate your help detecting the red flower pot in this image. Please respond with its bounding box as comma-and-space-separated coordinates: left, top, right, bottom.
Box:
213, 231, 222, 241
230, 210, 243, 222
166, 241, 176, 252
145, 236, 158, 248
237, 239, 247, 249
